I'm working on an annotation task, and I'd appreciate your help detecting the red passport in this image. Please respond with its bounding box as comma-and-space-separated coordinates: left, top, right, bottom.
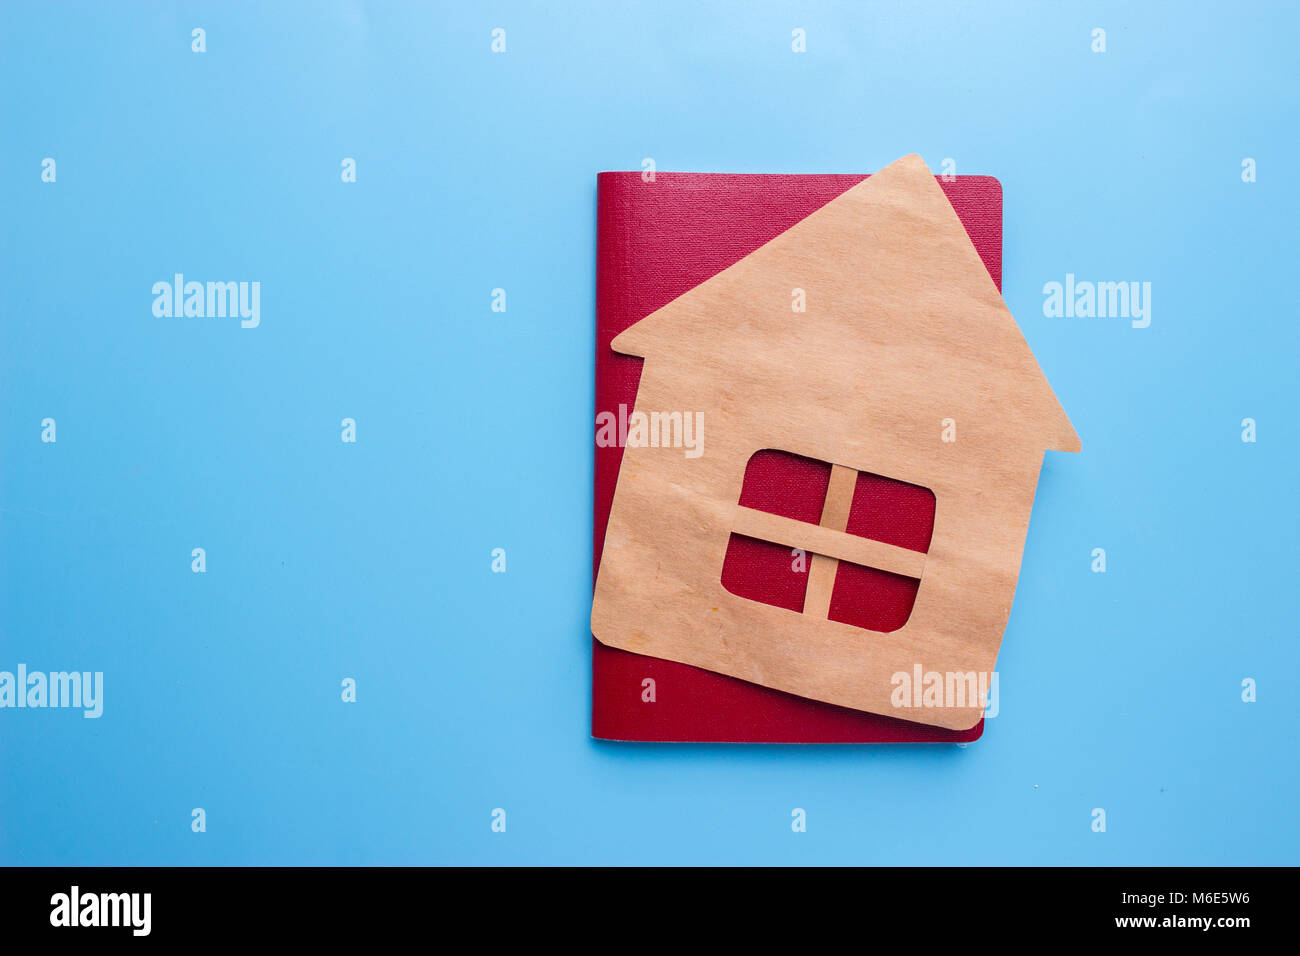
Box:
593, 172, 1002, 742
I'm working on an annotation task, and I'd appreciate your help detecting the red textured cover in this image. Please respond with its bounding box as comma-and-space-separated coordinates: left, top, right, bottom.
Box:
593, 172, 1003, 743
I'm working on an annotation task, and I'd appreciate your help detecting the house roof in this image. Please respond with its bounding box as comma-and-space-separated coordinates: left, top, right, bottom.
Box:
611, 154, 1080, 454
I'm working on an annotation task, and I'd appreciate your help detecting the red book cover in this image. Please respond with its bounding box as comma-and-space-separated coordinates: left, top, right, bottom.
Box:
593, 172, 1002, 742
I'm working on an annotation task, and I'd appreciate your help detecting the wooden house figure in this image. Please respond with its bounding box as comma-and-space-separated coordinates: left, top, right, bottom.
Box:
591, 155, 1079, 730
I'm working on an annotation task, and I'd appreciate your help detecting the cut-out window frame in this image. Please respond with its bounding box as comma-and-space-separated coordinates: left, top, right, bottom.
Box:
721, 449, 936, 633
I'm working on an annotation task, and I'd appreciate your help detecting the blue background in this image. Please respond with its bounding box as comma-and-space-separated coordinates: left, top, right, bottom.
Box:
2, 1, 1296, 865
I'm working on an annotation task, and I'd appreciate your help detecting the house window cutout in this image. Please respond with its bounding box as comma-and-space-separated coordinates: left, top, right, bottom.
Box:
720, 450, 936, 632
